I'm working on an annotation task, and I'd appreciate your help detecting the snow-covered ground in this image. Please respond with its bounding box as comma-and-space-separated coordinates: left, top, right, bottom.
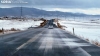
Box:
0, 20, 43, 30
59, 19, 100, 43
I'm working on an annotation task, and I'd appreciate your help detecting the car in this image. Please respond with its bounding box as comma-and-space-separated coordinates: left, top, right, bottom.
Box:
48, 26, 53, 29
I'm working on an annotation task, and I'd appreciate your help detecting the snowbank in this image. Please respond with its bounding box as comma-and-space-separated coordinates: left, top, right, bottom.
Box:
59, 19, 100, 43
0, 20, 43, 30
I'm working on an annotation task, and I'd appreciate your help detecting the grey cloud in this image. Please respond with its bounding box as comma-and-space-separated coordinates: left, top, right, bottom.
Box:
0, 0, 100, 8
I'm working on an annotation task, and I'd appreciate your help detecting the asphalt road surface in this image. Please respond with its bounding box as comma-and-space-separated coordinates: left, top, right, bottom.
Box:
0, 20, 100, 56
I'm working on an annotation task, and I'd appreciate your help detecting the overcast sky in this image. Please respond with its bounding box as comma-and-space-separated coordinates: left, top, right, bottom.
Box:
0, 0, 100, 15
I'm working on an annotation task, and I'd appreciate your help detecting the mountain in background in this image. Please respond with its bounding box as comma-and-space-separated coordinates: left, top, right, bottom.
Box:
0, 7, 100, 17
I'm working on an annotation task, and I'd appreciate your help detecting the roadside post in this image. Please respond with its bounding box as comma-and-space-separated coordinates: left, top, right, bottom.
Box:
73, 27, 74, 34
2, 28, 4, 34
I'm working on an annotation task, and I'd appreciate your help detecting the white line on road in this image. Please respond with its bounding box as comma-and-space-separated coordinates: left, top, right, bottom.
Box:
39, 30, 54, 53
11, 30, 45, 55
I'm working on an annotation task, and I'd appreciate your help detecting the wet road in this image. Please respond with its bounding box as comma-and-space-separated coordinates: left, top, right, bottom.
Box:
0, 20, 100, 56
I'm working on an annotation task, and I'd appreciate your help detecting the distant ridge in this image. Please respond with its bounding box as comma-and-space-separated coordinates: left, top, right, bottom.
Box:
0, 7, 100, 17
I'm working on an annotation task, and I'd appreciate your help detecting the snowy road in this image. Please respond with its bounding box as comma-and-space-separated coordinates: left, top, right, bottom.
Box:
0, 20, 100, 56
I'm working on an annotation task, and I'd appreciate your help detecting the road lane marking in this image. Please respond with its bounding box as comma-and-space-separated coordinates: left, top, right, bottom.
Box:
39, 37, 47, 49
39, 30, 54, 53
11, 30, 45, 55
44, 37, 53, 52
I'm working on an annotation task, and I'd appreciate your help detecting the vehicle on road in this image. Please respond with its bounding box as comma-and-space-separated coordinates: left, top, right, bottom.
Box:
48, 26, 53, 29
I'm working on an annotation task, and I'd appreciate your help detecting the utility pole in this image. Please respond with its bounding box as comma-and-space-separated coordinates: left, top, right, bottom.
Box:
40, 8, 45, 19
20, 6, 22, 19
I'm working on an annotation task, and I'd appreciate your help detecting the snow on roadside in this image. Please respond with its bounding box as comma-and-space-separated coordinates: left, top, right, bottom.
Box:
59, 19, 100, 43
0, 20, 43, 30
